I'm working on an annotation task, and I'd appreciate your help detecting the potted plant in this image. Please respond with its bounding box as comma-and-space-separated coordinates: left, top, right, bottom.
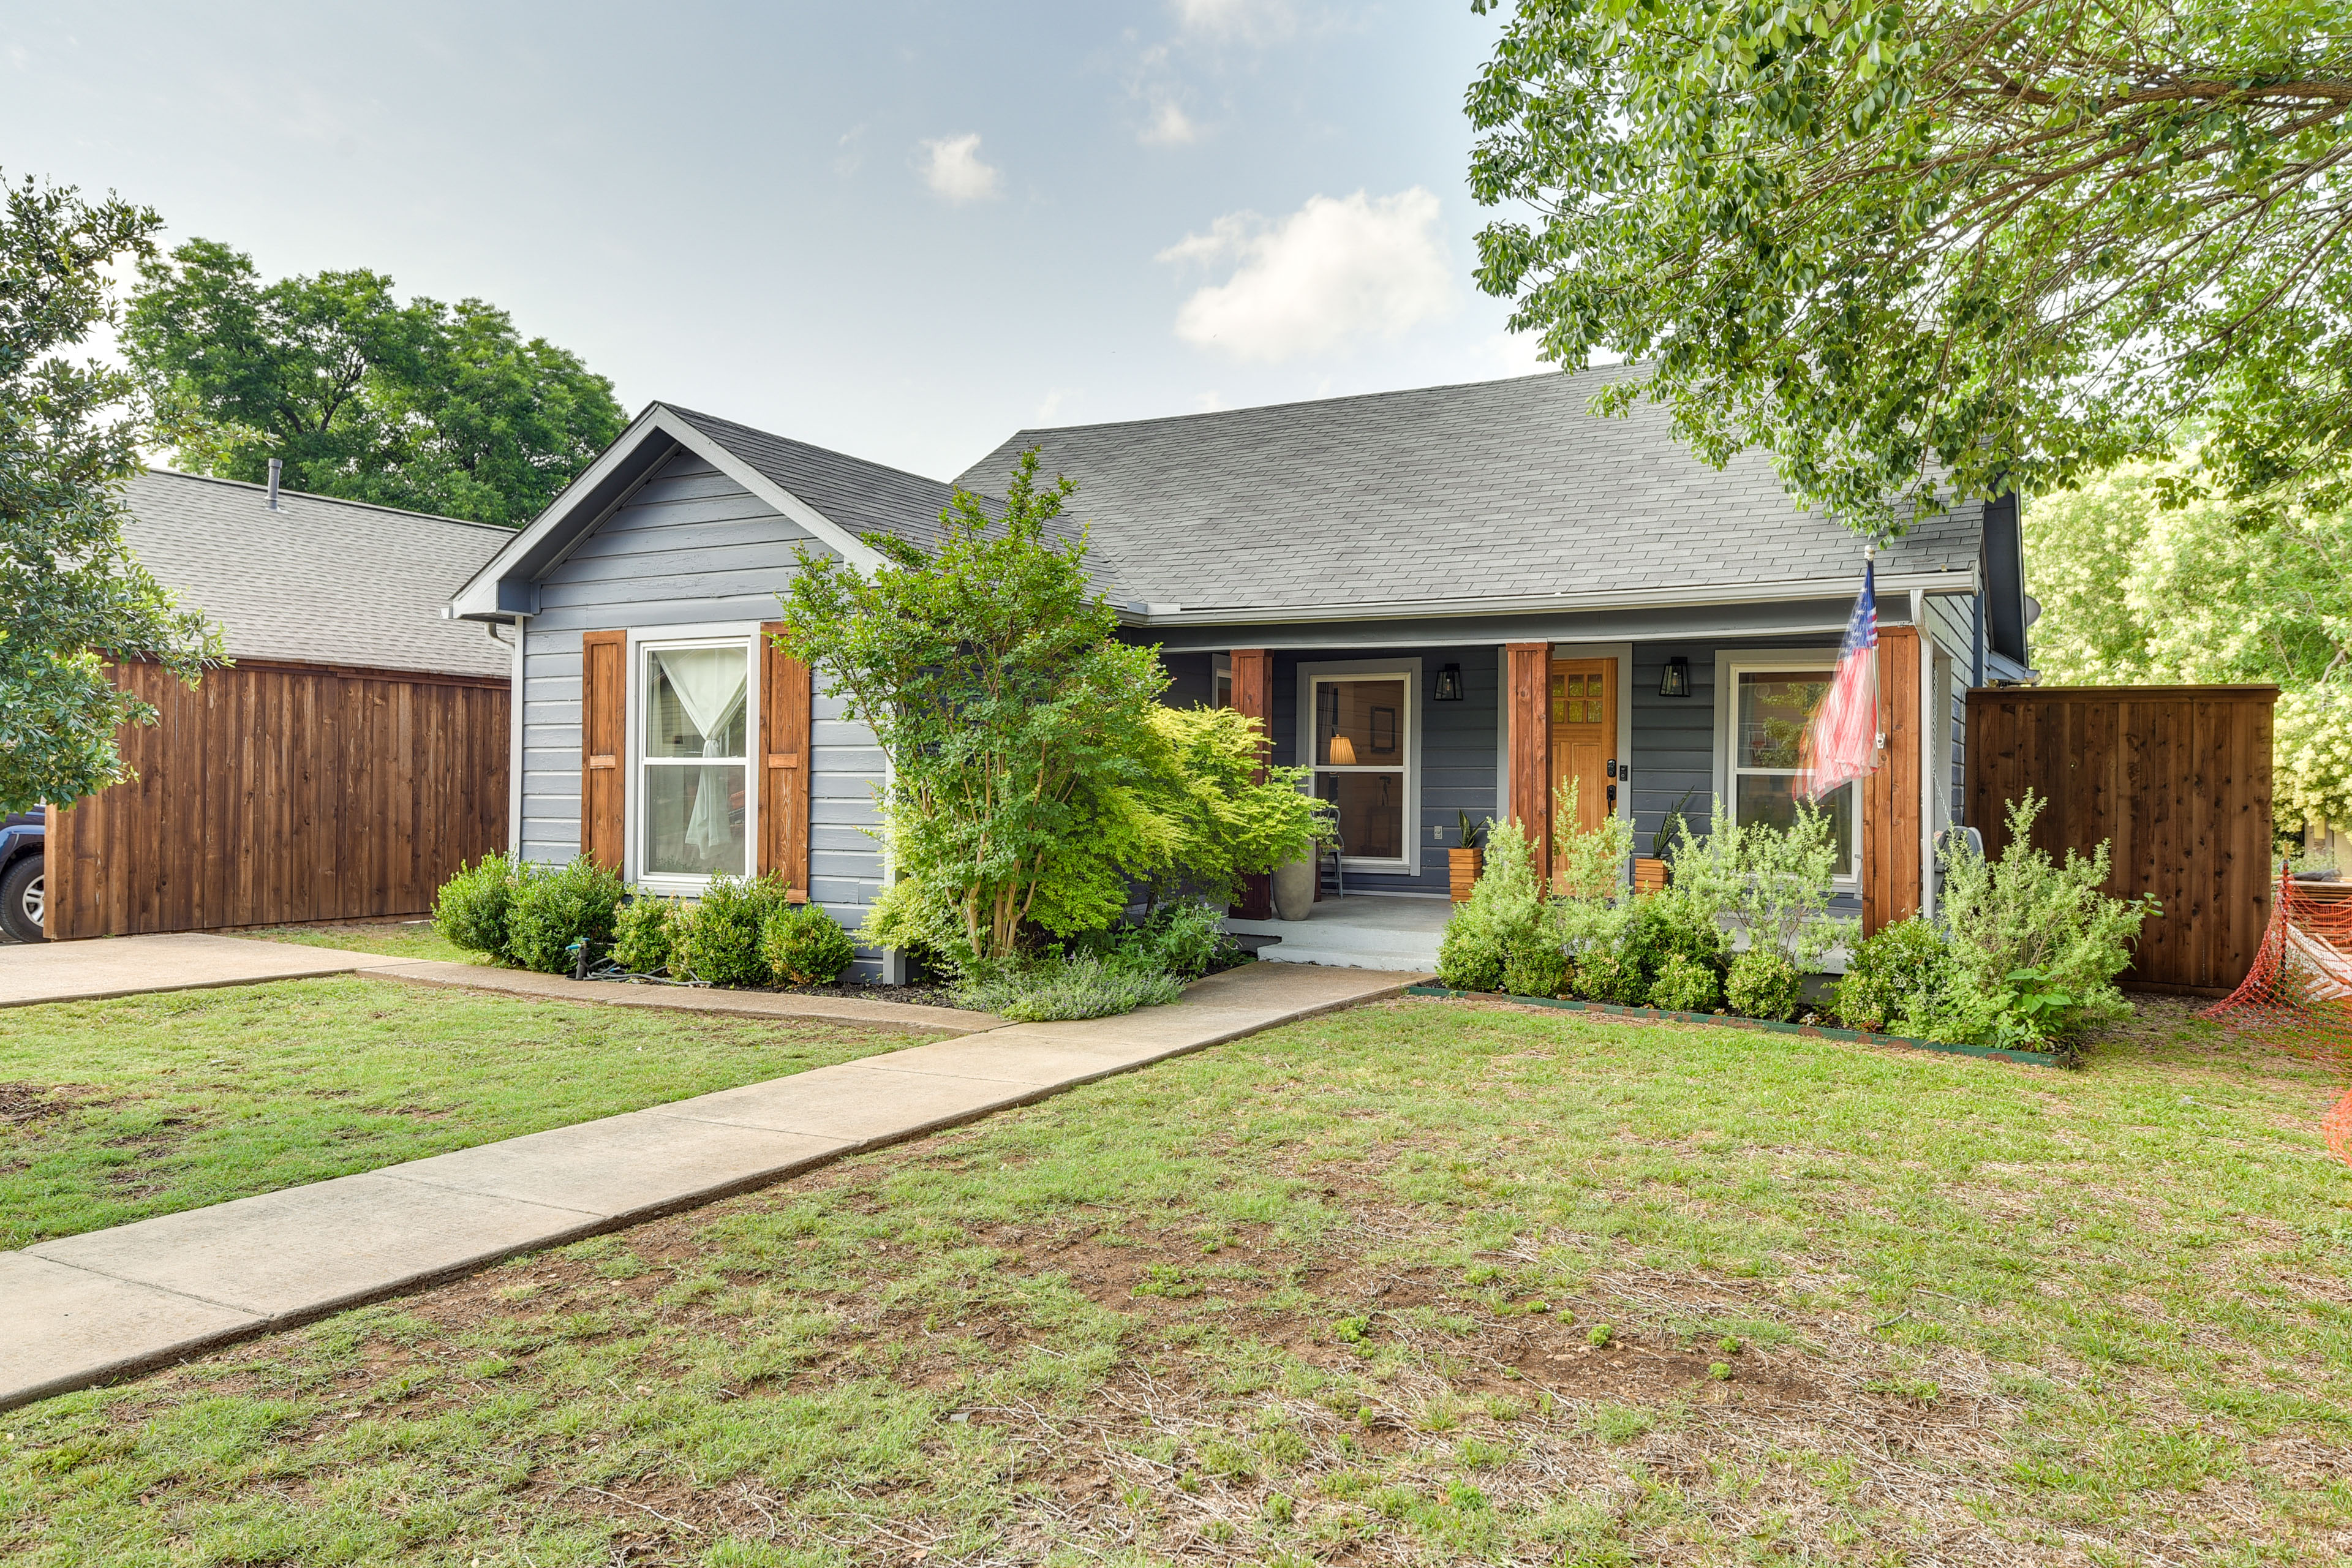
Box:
1274, 799, 1340, 921
1635, 790, 1694, 895
1450, 812, 1491, 902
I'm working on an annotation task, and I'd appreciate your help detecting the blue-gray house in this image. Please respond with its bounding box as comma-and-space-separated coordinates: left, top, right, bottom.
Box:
447, 368, 2032, 976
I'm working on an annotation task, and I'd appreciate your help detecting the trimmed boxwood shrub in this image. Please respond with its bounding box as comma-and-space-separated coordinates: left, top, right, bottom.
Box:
612, 895, 683, 976
760, 902, 858, 985
502, 857, 627, 974
1833, 917, 1953, 1032
1501, 943, 1570, 999
432, 854, 516, 956
1726, 948, 1801, 1022
1649, 950, 1719, 1012
671, 873, 794, 987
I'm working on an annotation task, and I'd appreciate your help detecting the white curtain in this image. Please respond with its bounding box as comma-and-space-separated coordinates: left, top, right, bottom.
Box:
653, 647, 748, 856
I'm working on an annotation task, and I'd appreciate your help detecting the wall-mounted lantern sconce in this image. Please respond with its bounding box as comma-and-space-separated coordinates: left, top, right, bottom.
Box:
1659, 655, 1692, 698
1432, 662, 1464, 701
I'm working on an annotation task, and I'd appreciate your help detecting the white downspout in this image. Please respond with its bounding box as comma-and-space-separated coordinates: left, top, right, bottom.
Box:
509, 615, 529, 858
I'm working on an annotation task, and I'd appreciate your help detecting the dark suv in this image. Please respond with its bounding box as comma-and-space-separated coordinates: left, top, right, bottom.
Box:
1, 809, 43, 943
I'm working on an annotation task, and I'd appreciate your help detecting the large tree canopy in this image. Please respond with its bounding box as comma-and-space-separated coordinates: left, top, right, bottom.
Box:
123, 239, 627, 527
1, 175, 221, 815
1468, 0, 2352, 533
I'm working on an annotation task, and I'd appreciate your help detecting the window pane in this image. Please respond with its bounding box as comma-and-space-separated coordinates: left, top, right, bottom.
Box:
647, 647, 748, 760
1316, 770, 1406, 861
1738, 673, 1834, 769
1316, 679, 1404, 766
1733, 774, 1854, 878
644, 764, 747, 876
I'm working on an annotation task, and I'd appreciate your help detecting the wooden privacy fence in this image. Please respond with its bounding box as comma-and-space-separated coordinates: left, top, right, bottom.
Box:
1965, 684, 2277, 994
47, 658, 509, 940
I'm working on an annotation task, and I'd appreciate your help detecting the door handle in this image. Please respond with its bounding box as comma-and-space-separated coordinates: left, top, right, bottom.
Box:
1607, 783, 1618, 809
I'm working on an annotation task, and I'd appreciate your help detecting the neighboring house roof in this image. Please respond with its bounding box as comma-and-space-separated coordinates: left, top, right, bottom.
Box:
954, 366, 1985, 619
123, 469, 514, 679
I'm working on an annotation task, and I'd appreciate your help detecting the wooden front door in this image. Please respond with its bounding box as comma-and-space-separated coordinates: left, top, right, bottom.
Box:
1548, 657, 1616, 889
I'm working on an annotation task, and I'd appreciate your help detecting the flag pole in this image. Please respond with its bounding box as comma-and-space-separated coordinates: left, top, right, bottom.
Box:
1866, 541, 1885, 756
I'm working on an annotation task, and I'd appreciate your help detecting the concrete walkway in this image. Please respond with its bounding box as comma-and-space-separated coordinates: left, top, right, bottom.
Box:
0, 932, 416, 1008
0, 961, 1417, 1412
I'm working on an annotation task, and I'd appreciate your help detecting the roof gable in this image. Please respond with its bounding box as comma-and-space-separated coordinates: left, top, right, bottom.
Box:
449, 404, 960, 620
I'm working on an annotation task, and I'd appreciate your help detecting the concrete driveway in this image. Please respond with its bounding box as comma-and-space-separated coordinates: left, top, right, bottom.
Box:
0, 932, 414, 1008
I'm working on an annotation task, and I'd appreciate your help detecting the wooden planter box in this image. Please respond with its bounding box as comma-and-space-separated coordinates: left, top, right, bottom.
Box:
1448, 848, 1483, 902
1632, 857, 1669, 895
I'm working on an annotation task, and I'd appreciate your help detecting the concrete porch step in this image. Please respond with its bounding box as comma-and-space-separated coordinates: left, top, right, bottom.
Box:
1226, 895, 1449, 972
1251, 941, 1439, 972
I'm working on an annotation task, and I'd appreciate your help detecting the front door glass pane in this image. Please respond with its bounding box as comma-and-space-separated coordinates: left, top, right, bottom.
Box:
1316, 771, 1405, 861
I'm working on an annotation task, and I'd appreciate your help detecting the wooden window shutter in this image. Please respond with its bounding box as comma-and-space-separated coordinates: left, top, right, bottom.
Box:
758, 622, 812, 897
580, 629, 627, 871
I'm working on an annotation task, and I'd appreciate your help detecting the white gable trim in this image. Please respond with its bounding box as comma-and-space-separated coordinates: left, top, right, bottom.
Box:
652, 409, 887, 577
447, 404, 884, 620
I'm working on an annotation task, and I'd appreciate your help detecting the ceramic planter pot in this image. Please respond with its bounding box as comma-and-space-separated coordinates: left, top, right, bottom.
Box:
1272, 857, 1317, 921
1448, 847, 1483, 902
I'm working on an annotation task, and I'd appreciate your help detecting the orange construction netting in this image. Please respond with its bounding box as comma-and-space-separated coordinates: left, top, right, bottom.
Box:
2204, 862, 2352, 1163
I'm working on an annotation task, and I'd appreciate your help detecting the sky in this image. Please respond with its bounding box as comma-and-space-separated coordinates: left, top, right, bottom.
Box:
0, 0, 1544, 482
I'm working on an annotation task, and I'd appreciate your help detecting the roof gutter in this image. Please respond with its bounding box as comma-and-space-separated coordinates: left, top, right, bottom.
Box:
1114, 567, 1980, 628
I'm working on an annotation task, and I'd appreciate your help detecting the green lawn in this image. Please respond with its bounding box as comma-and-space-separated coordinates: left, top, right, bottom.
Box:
5, 993, 2350, 1565
0, 977, 932, 1251
236, 919, 477, 964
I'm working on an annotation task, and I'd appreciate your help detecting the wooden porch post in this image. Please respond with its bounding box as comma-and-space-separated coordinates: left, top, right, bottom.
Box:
1506, 643, 1553, 887
1862, 625, 1922, 935
1229, 647, 1275, 919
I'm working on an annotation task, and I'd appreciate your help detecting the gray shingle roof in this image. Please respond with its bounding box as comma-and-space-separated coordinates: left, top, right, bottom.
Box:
123, 470, 514, 678
951, 367, 1983, 611
667, 402, 1124, 593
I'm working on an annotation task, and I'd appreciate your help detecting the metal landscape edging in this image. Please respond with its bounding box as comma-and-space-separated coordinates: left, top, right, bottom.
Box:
1402, 985, 2065, 1068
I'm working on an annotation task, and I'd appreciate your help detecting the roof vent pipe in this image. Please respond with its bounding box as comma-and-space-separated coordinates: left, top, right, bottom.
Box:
266, 458, 282, 510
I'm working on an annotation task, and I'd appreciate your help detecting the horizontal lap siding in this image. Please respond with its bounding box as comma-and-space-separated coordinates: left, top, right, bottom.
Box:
1630, 637, 1865, 917
528, 449, 887, 972
48, 660, 507, 938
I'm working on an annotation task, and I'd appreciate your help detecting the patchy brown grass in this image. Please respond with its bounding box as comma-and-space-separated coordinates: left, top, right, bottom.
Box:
8, 992, 2351, 1566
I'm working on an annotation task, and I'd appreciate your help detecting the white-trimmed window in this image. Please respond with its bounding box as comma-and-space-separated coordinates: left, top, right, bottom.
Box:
638, 636, 755, 886
1299, 659, 1419, 873
1720, 652, 1860, 884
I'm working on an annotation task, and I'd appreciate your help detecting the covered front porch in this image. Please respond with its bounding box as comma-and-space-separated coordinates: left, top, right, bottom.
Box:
1163, 619, 1957, 965
1226, 892, 1450, 971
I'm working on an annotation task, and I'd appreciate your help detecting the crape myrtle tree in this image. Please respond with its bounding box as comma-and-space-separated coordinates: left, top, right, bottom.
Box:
0, 174, 221, 815
776, 448, 1316, 966
1467, 0, 2352, 534
124, 239, 626, 527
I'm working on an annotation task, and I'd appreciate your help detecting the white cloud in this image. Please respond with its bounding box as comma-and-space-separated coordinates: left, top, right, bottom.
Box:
1485, 330, 1549, 377
1172, 0, 1295, 43
1158, 188, 1456, 362
1139, 92, 1199, 145
917, 132, 1001, 203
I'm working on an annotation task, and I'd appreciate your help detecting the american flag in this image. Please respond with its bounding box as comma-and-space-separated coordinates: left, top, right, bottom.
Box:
1797, 551, 1880, 800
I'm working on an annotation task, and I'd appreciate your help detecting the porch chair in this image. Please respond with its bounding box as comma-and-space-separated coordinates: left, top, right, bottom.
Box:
1316, 827, 1346, 900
